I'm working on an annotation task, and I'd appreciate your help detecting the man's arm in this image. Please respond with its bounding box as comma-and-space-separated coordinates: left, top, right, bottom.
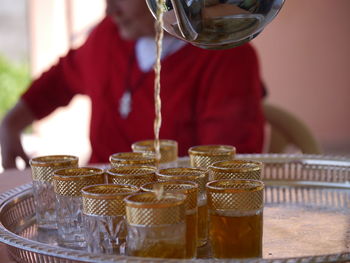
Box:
0, 17, 116, 170
0, 99, 35, 169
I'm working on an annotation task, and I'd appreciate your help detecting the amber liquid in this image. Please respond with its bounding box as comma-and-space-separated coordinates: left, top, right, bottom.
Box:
209, 212, 263, 258
185, 211, 198, 258
153, 0, 164, 165
197, 203, 208, 247
130, 241, 186, 258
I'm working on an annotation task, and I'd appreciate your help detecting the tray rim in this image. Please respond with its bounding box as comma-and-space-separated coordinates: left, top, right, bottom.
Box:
1, 153, 350, 263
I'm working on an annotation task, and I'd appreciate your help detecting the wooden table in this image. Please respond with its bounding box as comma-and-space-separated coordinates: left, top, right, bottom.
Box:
0, 168, 32, 262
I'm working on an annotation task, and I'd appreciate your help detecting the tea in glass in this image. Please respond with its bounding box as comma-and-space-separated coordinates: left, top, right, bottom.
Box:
210, 211, 263, 258
141, 180, 198, 258
125, 192, 186, 259
197, 201, 208, 247
156, 167, 208, 247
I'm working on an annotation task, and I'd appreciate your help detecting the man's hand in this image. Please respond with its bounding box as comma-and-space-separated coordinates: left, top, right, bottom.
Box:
0, 100, 35, 170
0, 125, 29, 169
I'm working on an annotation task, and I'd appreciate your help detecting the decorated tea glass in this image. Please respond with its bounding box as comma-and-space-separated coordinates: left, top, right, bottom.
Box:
132, 139, 178, 167
82, 184, 139, 254
53, 167, 104, 249
209, 159, 263, 181
141, 180, 198, 258
109, 152, 156, 168
156, 167, 208, 247
207, 179, 264, 258
188, 145, 235, 169
29, 155, 78, 229
125, 192, 187, 259
106, 166, 157, 187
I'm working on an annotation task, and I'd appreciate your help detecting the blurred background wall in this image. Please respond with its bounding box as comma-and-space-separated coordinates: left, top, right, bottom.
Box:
253, 0, 350, 155
0, 0, 349, 170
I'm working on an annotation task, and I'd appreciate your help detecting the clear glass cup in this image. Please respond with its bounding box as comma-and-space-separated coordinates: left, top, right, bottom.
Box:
206, 179, 264, 259
109, 152, 156, 168
156, 167, 208, 247
188, 145, 235, 169
53, 167, 105, 249
82, 184, 139, 254
131, 139, 178, 167
141, 180, 198, 258
29, 155, 78, 229
125, 192, 186, 259
106, 166, 157, 187
209, 159, 263, 181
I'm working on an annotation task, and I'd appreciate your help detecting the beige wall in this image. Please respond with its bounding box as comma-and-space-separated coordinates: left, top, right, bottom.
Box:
253, 0, 350, 153
27, 0, 350, 161
29, 0, 105, 77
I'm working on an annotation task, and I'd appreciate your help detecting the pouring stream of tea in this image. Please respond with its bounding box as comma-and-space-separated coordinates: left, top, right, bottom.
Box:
153, 0, 164, 165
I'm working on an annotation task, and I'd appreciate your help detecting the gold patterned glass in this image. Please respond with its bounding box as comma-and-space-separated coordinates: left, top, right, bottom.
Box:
156, 167, 208, 247
188, 145, 235, 169
209, 160, 263, 181
131, 139, 178, 166
82, 184, 139, 255
106, 166, 156, 187
53, 167, 104, 249
109, 152, 156, 168
206, 179, 264, 259
125, 192, 186, 259
29, 155, 78, 229
141, 180, 198, 258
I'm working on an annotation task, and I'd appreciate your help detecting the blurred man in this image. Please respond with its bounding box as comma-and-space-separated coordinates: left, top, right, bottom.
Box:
0, 0, 265, 169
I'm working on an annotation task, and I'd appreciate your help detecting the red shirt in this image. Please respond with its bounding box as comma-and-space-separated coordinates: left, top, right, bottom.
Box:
22, 17, 265, 163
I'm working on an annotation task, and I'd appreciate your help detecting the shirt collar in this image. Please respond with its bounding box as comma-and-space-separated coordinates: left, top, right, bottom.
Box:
135, 35, 186, 72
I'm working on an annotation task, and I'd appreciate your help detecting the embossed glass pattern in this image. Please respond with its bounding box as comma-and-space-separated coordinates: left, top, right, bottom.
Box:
156, 167, 208, 247
29, 155, 78, 229
189, 145, 235, 169
82, 184, 139, 255
141, 180, 198, 258
209, 160, 263, 181
206, 179, 264, 259
53, 167, 104, 249
125, 192, 186, 259
131, 139, 178, 166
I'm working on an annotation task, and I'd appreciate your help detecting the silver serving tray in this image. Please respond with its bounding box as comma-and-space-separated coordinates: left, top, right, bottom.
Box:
1, 154, 350, 263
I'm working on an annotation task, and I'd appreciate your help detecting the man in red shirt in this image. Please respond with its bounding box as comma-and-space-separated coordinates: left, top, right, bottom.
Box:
0, 0, 265, 169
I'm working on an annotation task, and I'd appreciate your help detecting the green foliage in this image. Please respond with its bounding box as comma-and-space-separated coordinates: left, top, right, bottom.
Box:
0, 54, 31, 120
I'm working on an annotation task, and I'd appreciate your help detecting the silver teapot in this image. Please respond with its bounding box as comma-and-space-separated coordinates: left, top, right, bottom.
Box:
146, 0, 285, 49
